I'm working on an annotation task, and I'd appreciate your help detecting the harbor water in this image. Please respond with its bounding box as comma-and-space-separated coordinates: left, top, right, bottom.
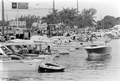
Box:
0, 39, 120, 81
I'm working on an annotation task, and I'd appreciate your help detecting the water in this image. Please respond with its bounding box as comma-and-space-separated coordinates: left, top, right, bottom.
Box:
0, 39, 120, 81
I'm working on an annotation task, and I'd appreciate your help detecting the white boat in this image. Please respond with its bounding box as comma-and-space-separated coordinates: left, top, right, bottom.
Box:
84, 37, 112, 56
84, 44, 112, 55
0, 45, 43, 71
30, 35, 70, 54
30, 35, 83, 54
0, 59, 42, 71
5, 39, 57, 59
84, 41, 112, 61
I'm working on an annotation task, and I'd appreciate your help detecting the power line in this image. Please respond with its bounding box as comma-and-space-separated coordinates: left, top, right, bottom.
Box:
36, 3, 52, 6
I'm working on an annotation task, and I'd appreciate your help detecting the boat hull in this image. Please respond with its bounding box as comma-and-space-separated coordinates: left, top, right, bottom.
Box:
38, 67, 65, 72
52, 47, 70, 54
0, 59, 42, 71
84, 45, 112, 55
38, 62, 65, 72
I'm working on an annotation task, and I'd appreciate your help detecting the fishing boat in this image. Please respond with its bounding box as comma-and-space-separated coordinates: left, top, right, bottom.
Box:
38, 62, 65, 72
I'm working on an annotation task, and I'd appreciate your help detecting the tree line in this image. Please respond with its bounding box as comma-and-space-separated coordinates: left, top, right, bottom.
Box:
0, 7, 120, 30
42, 7, 97, 29
97, 16, 120, 29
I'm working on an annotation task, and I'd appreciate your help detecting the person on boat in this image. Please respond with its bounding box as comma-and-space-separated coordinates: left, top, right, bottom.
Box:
28, 45, 32, 54
89, 34, 98, 43
15, 29, 19, 39
22, 45, 28, 55
35, 44, 40, 54
32, 45, 37, 54
45, 45, 51, 55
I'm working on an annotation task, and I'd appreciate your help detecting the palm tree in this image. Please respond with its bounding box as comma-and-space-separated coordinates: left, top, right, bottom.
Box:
81, 8, 97, 27
58, 7, 77, 28
18, 14, 40, 29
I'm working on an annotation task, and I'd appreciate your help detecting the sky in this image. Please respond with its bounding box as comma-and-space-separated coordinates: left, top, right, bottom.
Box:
0, 0, 120, 21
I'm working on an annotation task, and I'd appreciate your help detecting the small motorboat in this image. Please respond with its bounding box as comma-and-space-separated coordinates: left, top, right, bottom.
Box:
84, 43, 112, 61
38, 62, 65, 72
84, 44, 112, 55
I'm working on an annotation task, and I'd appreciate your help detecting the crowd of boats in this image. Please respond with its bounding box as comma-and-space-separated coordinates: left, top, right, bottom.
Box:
0, 28, 120, 72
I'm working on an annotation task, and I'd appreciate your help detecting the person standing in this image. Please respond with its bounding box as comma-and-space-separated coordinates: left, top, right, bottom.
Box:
19, 30, 24, 39
47, 24, 50, 37
24, 31, 29, 40
15, 29, 19, 39
89, 34, 98, 43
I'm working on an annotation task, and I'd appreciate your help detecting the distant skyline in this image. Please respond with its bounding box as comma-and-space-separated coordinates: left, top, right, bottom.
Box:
0, 0, 120, 21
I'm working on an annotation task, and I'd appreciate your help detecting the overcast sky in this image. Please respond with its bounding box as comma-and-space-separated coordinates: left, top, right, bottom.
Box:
0, 0, 120, 21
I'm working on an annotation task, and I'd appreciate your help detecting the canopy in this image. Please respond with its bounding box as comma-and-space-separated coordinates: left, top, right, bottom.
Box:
30, 35, 51, 43
6, 39, 34, 44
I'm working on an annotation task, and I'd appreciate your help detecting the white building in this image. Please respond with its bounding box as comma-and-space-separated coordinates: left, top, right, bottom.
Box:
9, 21, 26, 30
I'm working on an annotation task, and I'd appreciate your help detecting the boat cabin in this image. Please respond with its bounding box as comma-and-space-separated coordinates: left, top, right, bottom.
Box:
0, 44, 25, 60
0, 42, 52, 57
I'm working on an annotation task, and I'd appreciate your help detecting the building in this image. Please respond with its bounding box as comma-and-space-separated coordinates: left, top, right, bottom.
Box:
9, 21, 26, 30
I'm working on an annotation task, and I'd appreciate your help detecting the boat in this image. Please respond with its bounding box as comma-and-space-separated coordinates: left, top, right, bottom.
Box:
30, 35, 82, 54
83, 35, 112, 55
84, 42, 112, 61
30, 35, 70, 54
84, 44, 112, 55
5, 39, 58, 59
0, 44, 43, 71
38, 62, 65, 72
0, 58, 43, 71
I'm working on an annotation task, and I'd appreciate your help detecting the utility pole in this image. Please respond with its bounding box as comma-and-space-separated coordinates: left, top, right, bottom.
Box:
53, 0, 55, 24
6, 14, 8, 35
17, 2, 19, 29
77, 0, 79, 28
2, 0, 5, 36
101, 15, 104, 29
